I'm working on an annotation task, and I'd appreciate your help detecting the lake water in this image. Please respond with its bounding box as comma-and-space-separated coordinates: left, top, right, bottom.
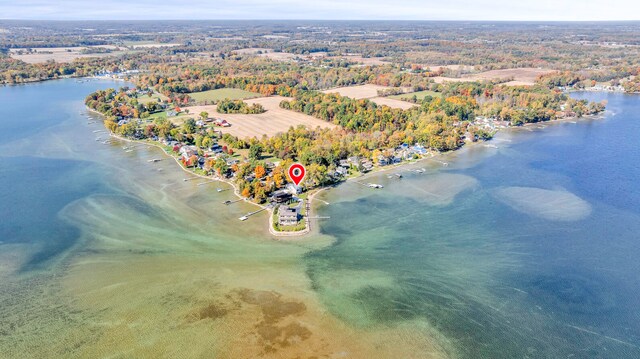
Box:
0, 80, 639, 358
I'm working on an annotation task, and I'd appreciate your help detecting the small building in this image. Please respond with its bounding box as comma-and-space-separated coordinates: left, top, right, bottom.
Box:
214, 118, 230, 127
278, 206, 299, 226
377, 156, 389, 166
211, 144, 223, 153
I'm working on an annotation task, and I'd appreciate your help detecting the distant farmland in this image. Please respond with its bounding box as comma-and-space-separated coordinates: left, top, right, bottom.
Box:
389, 90, 442, 101
188, 88, 262, 104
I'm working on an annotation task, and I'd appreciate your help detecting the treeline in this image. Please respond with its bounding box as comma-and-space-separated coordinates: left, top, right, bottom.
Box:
0, 54, 144, 85
216, 99, 265, 114
136, 58, 443, 98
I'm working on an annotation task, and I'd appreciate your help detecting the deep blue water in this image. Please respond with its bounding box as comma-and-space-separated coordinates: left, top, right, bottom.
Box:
310, 92, 640, 358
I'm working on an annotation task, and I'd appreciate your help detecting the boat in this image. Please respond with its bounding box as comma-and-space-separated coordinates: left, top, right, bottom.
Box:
395, 173, 403, 178
217, 188, 223, 192
239, 216, 248, 221
367, 183, 383, 189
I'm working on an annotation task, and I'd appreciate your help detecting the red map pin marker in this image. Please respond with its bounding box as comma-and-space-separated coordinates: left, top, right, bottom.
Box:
288, 163, 306, 186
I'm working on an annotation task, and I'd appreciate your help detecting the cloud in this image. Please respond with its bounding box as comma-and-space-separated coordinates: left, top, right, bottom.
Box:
0, 0, 639, 20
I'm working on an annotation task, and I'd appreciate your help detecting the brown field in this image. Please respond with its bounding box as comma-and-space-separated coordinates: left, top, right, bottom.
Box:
342, 55, 390, 66
233, 47, 272, 54
322, 84, 398, 99
181, 96, 338, 138
421, 64, 475, 71
9, 45, 123, 64
126, 43, 180, 49
431, 67, 555, 86
369, 97, 417, 110
259, 51, 327, 62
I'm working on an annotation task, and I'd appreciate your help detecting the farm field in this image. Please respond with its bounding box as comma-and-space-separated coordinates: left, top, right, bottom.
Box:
340, 55, 389, 66
431, 67, 555, 85
9, 46, 127, 63
181, 96, 338, 138
322, 84, 397, 99
389, 90, 442, 101
369, 97, 417, 110
188, 88, 262, 103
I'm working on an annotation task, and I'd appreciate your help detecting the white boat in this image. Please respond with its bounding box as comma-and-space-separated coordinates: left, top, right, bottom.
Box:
239, 216, 248, 221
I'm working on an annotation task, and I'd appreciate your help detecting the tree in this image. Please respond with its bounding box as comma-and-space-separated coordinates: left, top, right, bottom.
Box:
104, 119, 118, 133
202, 136, 213, 149
255, 165, 266, 179
199, 111, 209, 121
248, 144, 263, 160
241, 187, 251, 198
183, 118, 196, 134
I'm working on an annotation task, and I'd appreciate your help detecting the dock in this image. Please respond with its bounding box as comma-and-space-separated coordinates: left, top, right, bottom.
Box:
223, 198, 245, 205
239, 207, 267, 221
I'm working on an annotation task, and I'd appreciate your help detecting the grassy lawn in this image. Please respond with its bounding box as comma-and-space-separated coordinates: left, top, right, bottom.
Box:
390, 90, 442, 101
147, 111, 193, 125
189, 88, 262, 103
136, 92, 169, 104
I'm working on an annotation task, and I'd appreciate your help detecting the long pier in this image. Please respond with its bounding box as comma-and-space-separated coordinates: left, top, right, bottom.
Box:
223, 198, 245, 205
239, 207, 267, 221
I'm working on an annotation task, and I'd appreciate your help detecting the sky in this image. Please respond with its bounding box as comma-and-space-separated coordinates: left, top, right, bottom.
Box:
1, 0, 639, 21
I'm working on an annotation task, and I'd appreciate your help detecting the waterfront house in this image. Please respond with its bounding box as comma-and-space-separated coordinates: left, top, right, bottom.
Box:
335, 166, 348, 177
179, 145, 197, 160
347, 156, 360, 166
278, 206, 299, 226
271, 190, 292, 204
361, 160, 374, 172
287, 183, 302, 194
412, 144, 428, 155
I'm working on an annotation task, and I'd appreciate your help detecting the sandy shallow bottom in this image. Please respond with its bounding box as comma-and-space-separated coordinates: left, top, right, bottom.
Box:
493, 186, 592, 221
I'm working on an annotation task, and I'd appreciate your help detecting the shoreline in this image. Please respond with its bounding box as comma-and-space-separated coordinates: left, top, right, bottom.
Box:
86, 92, 610, 239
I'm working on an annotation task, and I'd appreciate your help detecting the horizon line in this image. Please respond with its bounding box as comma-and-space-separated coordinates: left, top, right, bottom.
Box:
2, 18, 640, 22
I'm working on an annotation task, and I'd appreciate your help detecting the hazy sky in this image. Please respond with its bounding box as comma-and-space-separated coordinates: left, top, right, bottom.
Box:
1, 0, 639, 21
